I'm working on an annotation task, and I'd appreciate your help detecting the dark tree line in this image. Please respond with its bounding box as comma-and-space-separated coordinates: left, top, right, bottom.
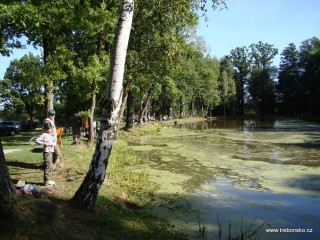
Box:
222, 38, 320, 118
277, 37, 320, 116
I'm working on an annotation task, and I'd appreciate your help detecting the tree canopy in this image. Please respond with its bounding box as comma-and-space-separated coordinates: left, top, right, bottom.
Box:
1, 1, 319, 123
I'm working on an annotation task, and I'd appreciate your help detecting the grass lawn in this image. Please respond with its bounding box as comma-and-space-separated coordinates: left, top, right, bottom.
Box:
0, 125, 190, 240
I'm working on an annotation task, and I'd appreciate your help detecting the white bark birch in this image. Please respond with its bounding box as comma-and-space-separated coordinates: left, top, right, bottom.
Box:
72, 0, 134, 210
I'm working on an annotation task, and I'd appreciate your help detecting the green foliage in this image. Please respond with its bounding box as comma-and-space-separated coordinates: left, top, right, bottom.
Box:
247, 42, 278, 115
1, 53, 44, 120
2, 0, 319, 124
229, 46, 252, 115
249, 41, 278, 68
277, 43, 301, 114
198, 56, 220, 110
229, 42, 278, 116
0, 3, 24, 56
298, 37, 320, 115
277, 37, 320, 116
218, 57, 236, 115
1, 0, 230, 123
248, 68, 276, 115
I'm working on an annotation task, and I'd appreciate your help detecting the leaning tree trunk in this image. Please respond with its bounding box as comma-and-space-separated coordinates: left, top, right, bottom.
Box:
139, 90, 152, 125
0, 140, 18, 220
71, 0, 134, 210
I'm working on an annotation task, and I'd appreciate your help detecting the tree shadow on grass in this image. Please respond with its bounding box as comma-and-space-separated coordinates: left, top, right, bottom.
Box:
0, 194, 189, 240
7, 160, 43, 170
11, 178, 43, 186
7, 160, 44, 186
30, 147, 43, 153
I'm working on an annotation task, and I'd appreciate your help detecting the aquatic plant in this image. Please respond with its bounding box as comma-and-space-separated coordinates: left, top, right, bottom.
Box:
216, 214, 267, 240
196, 210, 207, 239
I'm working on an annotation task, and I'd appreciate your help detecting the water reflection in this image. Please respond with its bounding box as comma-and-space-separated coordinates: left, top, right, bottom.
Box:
178, 118, 277, 131
179, 117, 320, 133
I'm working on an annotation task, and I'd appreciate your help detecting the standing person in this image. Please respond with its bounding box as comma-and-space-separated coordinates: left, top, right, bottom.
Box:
43, 109, 60, 166
36, 122, 56, 186
93, 118, 97, 134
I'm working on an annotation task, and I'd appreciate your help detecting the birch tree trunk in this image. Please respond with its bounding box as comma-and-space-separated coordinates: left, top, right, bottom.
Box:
72, 0, 134, 210
0, 140, 18, 220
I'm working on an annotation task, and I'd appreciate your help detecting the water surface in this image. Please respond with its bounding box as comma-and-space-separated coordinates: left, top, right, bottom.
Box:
128, 118, 320, 239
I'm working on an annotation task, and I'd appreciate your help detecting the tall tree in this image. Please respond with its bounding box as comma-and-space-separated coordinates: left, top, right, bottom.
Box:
65, 0, 117, 146
249, 41, 278, 68
229, 46, 251, 115
194, 55, 220, 117
247, 42, 278, 115
277, 43, 301, 115
122, 0, 199, 128
6, 0, 73, 115
0, 53, 44, 120
248, 67, 277, 116
299, 37, 320, 115
0, 3, 23, 57
218, 56, 236, 116
72, 0, 134, 210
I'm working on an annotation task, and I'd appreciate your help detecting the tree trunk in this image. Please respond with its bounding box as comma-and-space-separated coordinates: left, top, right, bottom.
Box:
179, 96, 184, 118
139, 90, 152, 125
239, 77, 244, 116
191, 94, 196, 117
119, 75, 133, 123
87, 91, 96, 146
119, 88, 128, 123
72, 0, 134, 210
125, 89, 135, 129
0, 140, 18, 220
88, 32, 104, 146
43, 30, 54, 116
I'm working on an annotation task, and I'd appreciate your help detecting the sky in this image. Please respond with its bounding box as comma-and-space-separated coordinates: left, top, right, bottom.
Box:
1, 0, 320, 79
196, 0, 320, 65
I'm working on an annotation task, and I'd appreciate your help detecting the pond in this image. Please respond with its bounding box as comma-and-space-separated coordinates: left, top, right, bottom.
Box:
127, 118, 320, 240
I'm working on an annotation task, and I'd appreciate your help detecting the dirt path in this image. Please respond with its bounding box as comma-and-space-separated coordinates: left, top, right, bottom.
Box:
3, 149, 21, 154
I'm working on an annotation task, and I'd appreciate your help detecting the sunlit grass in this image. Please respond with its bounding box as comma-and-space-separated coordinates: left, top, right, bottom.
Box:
1, 128, 186, 240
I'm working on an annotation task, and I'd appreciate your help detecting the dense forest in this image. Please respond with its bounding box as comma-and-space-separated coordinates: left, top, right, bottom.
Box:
1, 0, 320, 129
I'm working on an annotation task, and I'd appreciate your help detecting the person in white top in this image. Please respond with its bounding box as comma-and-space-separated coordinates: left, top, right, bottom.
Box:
36, 122, 56, 186
43, 109, 60, 166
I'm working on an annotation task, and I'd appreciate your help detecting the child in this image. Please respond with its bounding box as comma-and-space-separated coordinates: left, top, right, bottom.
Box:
36, 122, 56, 187
43, 109, 60, 165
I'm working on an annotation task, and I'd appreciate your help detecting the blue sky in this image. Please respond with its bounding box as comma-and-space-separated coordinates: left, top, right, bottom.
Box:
1, 0, 319, 79
0, 38, 42, 79
197, 0, 320, 66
